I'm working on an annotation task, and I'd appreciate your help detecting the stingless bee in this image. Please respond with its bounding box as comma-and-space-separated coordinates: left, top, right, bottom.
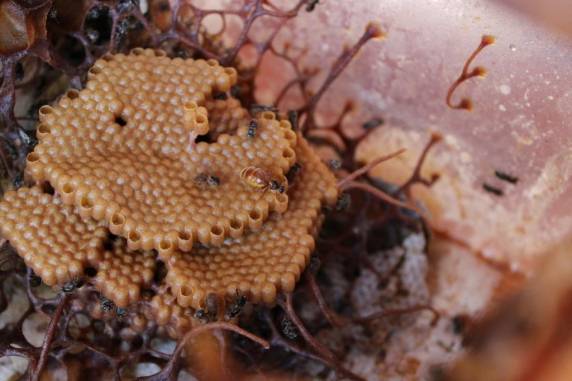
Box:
247, 119, 258, 138
240, 166, 286, 193
194, 173, 220, 187
225, 291, 247, 320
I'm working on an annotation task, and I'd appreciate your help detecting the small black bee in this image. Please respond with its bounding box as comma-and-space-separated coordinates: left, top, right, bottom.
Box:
230, 85, 241, 98
213, 92, 228, 100
482, 183, 503, 196
335, 192, 351, 211
62, 278, 83, 293
269, 180, 285, 194
195, 173, 220, 187
362, 117, 384, 130
116, 307, 127, 318
225, 292, 247, 320
308, 255, 321, 273
247, 119, 258, 138
306, 0, 319, 12
328, 159, 341, 170
99, 296, 115, 312
281, 317, 298, 340
194, 309, 208, 321
29, 272, 42, 287
206, 175, 220, 187
287, 110, 298, 131
286, 162, 302, 183
494, 170, 519, 184
250, 104, 278, 115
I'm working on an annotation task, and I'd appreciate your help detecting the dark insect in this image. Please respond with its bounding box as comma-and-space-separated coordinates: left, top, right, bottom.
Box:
247, 119, 258, 138
494, 170, 519, 184
286, 162, 302, 183
86, 29, 100, 44
62, 278, 83, 293
452, 314, 470, 335
12, 172, 23, 189
335, 192, 351, 211
29, 272, 42, 288
362, 117, 384, 130
269, 180, 285, 194
225, 292, 247, 320
287, 110, 298, 130
328, 159, 341, 170
230, 85, 241, 98
116, 307, 127, 317
281, 317, 298, 340
250, 104, 278, 115
194, 309, 208, 321
99, 296, 115, 312
308, 255, 321, 273
206, 293, 219, 317
207, 175, 220, 187
213, 92, 228, 100
306, 0, 319, 12
195, 173, 220, 187
482, 183, 503, 196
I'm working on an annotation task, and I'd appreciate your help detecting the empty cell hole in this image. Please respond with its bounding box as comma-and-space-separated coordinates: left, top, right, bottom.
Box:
196, 115, 206, 124
84, 267, 97, 277
211, 225, 223, 236
80, 197, 93, 209
66, 89, 79, 99
180, 285, 192, 297
230, 220, 242, 230
62, 183, 75, 194
160, 239, 172, 251
249, 210, 261, 220
37, 124, 51, 135
128, 231, 141, 242
114, 116, 127, 126
27, 152, 39, 162
262, 111, 275, 120
39, 105, 53, 115
178, 231, 191, 241
41, 182, 55, 195
111, 213, 125, 226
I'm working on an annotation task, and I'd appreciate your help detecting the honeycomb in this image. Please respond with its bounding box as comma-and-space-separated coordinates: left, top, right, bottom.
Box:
204, 97, 250, 139
0, 187, 107, 286
165, 136, 339, 308
92, 238, 156, 308
0, 187, 155, 308
25, 48, 298, 254
147, 286, 196, 339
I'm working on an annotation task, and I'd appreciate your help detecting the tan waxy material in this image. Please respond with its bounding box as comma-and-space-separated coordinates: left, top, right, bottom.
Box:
0, 187, 107, 286
204, 97, 249, 139
0, 187, 155, 308
26, 49, 298, 253
165, 136, 339, 308
148, 287, 195, 339
93, 238, 156, 308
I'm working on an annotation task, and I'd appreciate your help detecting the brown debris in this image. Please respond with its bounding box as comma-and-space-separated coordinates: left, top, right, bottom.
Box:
165, 136, 338, 308
26, 49, 298, 253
